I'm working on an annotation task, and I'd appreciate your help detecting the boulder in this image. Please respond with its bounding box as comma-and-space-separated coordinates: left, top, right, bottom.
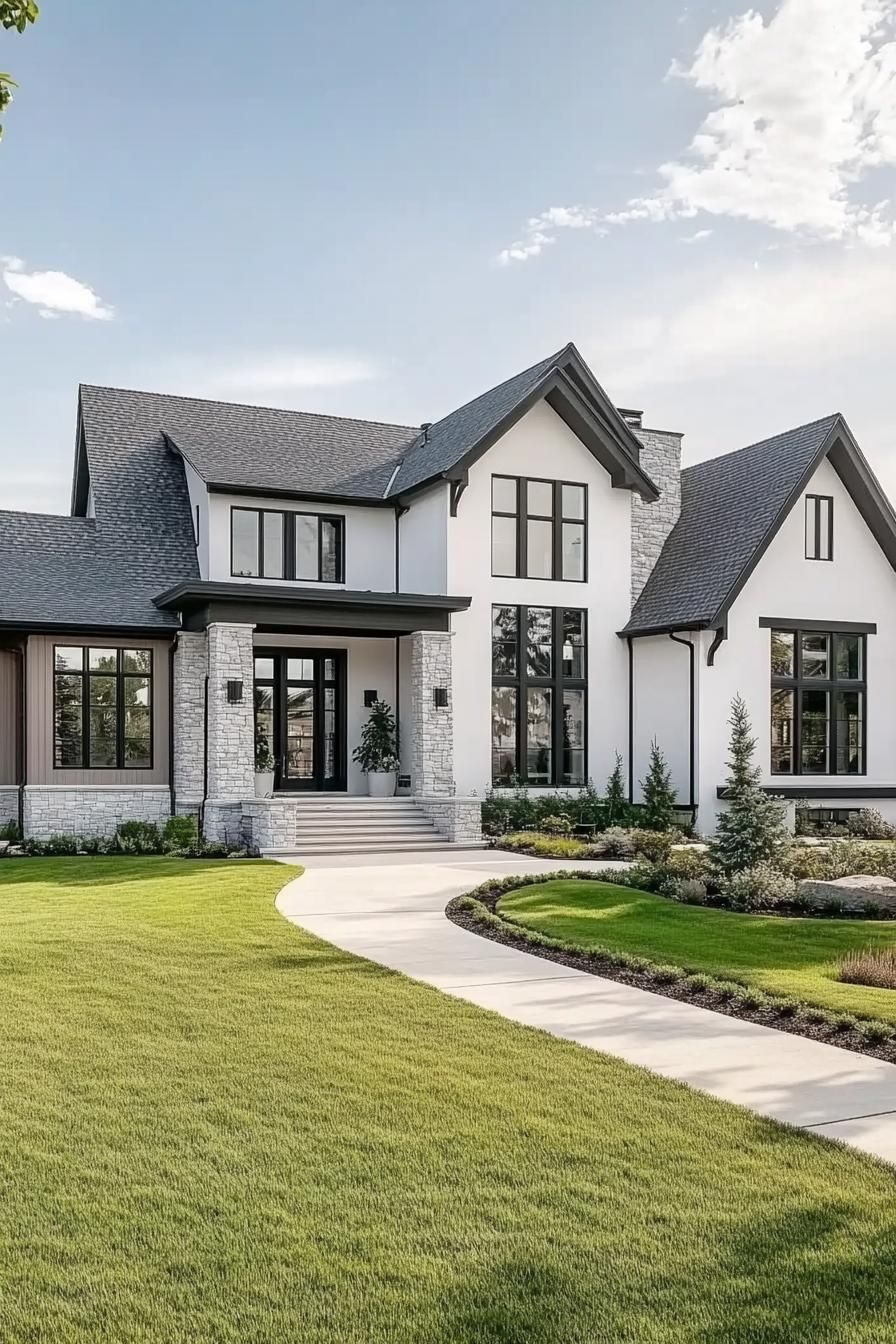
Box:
796, 874, 896, 914
671, 843, 709, 853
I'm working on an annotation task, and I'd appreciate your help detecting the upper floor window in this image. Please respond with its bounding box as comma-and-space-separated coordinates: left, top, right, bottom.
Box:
54, 646, 152, 769
231, 507, 345, 583
491, 476, 586, 581
770, 628, 864, 776
805, 494, 833, 561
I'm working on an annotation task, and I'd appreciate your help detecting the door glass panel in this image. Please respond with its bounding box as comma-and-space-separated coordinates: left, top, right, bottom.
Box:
287, 658, 314, 681
254, 656, 275, 681
323, 658, 336, 681
254, 684, 274, 765
323, 687, 336, 781
286, 687, 315, 780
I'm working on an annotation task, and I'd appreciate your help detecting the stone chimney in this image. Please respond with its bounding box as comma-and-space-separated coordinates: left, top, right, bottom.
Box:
629, 416, 683, 606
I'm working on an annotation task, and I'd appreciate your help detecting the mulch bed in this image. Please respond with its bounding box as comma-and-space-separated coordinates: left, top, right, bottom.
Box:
446, 888, 896, 1064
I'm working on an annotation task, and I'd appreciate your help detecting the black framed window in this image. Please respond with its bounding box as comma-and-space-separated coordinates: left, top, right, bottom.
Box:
805, 494, 833, 561
53, 646, 152, 769
230, 507, 344, 582
770, 628, 864, 776
491, 605, 586, 785
491, 476, 586, 581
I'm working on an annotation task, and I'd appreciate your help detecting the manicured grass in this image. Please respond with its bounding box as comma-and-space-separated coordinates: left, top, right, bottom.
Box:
500, 879, 896, 1021
2, 860, 896, 1343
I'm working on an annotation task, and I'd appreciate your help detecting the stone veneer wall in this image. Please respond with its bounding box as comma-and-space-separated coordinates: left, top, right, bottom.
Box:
630, 426, 683, 605
206, 623, 256, 803
408, 631, 454, 796
0, 786, 19, 827
173, 631, 207, 808
23, 786, 171, 838
415, 796, 482, 845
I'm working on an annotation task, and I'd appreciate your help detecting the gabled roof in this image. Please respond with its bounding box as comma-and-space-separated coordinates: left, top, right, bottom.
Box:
389, 342, 657, 500
624, 413, 896, 635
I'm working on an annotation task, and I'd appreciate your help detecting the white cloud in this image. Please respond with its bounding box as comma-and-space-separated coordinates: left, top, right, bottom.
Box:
498, 0, 896, 260
1, 255, 114, 320
681, 228, 713, 243
497, 206, 605, 264
139, 350, 381, 402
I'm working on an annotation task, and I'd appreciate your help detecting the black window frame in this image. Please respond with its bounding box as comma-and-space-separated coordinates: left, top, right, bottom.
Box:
805, 494, 834, 561
230, 507, 345, 583
770, 628, 865, 777
490, 475, 587, 582
53, 645, 154, 771
491, 604, 587, 786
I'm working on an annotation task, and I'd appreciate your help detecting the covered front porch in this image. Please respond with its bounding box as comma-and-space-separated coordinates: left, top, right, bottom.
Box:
156, 581, 483, 851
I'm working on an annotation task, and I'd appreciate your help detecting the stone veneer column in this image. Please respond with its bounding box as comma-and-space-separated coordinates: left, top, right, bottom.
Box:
172, 631, 208, 809
409, 630, 454, 796
630, 425, 683, 605
206, 623, 256, 801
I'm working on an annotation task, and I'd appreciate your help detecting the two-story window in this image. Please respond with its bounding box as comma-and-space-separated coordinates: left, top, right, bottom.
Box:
805, 494, 833, 561
491, 605, 586, 785
54, 646, 152, 769
770, 628, 864, 775
231, 507, 345, 582
491, 476, 586, 581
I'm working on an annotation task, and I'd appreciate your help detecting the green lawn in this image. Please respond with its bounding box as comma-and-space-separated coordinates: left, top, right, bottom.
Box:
499, 879, 896, 1021
1, 860, 896, 1343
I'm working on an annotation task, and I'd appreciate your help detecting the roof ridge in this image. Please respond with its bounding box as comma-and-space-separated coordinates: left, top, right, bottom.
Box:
79, 384, 419, 434
681, 413, 842, 478
418, 344, 571, 433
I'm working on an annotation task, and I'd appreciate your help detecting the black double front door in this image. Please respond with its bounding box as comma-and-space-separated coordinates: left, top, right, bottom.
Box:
254, 650, 347, 791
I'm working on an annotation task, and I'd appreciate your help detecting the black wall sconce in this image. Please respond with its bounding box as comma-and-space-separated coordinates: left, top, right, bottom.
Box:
363, 689, 378, 707
433, 686, 449, 708
226, 679, 244, 703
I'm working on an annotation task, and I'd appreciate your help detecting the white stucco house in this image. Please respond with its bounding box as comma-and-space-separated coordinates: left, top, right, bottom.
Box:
2, 342, 896, 850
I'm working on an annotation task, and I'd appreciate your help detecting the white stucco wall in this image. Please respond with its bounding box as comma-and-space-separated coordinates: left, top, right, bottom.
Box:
256, 632, 397, 794
182, 460, 209, 577
696, 455, 896, 827
446, 398, 633, 796
398, 483, 450, 594
206, 492, 396, 592
631, 633, 695, 807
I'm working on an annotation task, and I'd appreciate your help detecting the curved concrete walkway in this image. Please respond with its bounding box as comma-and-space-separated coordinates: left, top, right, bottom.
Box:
277, 850, 896, 1166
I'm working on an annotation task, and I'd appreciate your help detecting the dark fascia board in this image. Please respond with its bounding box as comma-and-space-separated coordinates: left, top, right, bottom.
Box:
396, 367, 659, 505
163, 434, 395, 508
710, 415, 896, 628
0, 617, 178, 637
153, 579, 472, 613
557, 342, 646, 462
183, 602, 453, 635
758, 617, 877, 634
718, 784, 896, 800
616, 620, 709, 639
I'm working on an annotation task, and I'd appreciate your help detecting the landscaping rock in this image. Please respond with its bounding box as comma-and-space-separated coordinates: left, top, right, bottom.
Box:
796, 874, 896, 913
671, 842, 709, 853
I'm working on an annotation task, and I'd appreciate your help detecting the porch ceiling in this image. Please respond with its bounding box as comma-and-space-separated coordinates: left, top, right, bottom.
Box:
153, 580, 471, 635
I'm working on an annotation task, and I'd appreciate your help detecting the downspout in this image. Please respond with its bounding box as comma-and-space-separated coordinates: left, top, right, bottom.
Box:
11, 640, 26, 837
199, 673, 209, 839
168, 638, 176, 818
393, 502, 409, 592
626, 636, 634, 803
668, 632, 696, 821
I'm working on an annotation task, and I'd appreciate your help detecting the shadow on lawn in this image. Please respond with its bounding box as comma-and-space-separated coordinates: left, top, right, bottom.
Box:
419, 1199, 896, 1344
0, 857, 277, 887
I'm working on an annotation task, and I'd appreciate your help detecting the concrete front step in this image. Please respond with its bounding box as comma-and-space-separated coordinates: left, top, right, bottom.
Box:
264, 840, 488, 857
295, 826, 440, 841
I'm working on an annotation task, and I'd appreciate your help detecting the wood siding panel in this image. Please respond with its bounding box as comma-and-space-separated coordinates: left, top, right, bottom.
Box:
0, 650, 19, 785
27, 635, 171, 785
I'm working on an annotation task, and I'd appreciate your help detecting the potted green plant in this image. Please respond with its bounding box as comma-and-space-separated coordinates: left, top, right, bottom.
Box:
353, 699, 399, 797
254, 734, 275, 798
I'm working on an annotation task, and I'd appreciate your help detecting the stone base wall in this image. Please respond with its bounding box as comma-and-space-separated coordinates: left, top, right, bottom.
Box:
0, 787, 19, 828
415, 796, 483, 845
23, 787, 171, 838
202, 801, 246, 848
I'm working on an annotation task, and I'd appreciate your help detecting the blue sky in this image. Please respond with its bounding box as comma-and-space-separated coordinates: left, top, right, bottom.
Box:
4, 0, 896, 512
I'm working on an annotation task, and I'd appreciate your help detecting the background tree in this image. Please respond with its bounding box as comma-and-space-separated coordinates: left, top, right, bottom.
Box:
641, 741, 677, 831
710, 694, 788, 874
1, 1, 38, 140
605, 751, 628, 825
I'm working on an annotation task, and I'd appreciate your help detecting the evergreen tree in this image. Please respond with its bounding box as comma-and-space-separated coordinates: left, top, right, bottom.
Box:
605, 752, 627, 825
641, 740, 677, 831
710, 695, 788, 873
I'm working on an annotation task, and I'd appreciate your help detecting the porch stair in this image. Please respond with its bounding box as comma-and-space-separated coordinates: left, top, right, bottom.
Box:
261, 795, 481, 857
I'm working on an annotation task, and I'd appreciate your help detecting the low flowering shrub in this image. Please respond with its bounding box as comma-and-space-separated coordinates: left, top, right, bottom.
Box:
846, 808, 896, 841
719, 863, 796, 911
6, 813, 249, 860
839, 945, 896, 991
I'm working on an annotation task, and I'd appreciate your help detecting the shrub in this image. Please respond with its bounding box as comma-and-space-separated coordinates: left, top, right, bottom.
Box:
640, 741, 678, 832
79, 834, 115, 856
541, 814, 573, 837
591, 826, 638, 859
115, 820, 164, 854
855, 1019, 895, 1043
719, 863, 796, 911
846, 808, 896, 841
630, 828, 679, 862
661, 876, 708, 905
604, 752, 629, 825
650, 963, 686, 984
0, 818, 21, 844
684, 973, 714, 993
838, 945, 896, 990
481, 784, 609, 837
163, 814, 199, 850
710, 696, 789, 874
498, 831, 590, 859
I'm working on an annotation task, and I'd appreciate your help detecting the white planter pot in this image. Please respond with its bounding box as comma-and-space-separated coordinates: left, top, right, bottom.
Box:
255, 771, 275, 799
367, 770, 397, 798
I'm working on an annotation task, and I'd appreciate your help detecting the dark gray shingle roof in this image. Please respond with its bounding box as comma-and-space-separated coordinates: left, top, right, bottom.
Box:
624, 414, 842, 633
81, 384, 419, 501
